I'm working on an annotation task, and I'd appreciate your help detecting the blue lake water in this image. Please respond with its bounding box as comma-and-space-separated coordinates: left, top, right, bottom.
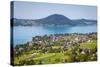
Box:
13, 25, 97, 46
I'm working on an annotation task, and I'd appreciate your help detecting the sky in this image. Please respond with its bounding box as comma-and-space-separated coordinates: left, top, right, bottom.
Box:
12, 1, 97, 20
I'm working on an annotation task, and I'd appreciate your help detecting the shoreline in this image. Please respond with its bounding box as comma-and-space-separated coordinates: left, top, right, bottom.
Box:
14, 32, 97, 48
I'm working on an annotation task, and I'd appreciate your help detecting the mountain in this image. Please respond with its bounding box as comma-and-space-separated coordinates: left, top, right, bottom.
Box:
72, 19, 97, 26
35, 14, 73, 25
11, 18, 35, 26
11, 14, 97, 26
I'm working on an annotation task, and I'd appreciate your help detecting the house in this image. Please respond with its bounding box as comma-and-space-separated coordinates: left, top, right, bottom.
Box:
28, 41, 33, 46
81, 48, 91, 55
19, 47, 24, 52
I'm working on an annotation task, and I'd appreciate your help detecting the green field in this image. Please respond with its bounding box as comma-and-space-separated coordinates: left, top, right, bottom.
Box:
80, 40, 97, 49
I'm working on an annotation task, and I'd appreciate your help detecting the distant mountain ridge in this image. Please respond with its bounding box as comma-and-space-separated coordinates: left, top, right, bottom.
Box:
11, 14, 97, 26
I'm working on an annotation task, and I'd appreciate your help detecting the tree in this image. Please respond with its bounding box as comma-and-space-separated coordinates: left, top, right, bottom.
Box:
19, 59, 36, 65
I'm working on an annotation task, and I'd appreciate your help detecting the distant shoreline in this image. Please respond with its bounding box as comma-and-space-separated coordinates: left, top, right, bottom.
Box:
14, 32, 97, 48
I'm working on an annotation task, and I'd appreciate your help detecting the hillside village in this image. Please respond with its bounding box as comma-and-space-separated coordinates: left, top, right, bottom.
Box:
12, 32, 97, 65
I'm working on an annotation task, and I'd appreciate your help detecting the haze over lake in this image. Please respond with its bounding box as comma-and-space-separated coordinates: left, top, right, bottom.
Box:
13, 25, 97, 46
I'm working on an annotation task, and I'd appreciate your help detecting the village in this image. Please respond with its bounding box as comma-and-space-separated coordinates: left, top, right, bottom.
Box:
12, 32, 97, 65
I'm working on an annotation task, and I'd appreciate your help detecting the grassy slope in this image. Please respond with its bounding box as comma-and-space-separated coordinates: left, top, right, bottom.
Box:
80, 40, 97, 49
14, 40, 97, 65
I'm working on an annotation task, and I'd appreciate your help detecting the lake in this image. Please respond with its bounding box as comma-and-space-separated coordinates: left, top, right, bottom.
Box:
13, 25, 97, 46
